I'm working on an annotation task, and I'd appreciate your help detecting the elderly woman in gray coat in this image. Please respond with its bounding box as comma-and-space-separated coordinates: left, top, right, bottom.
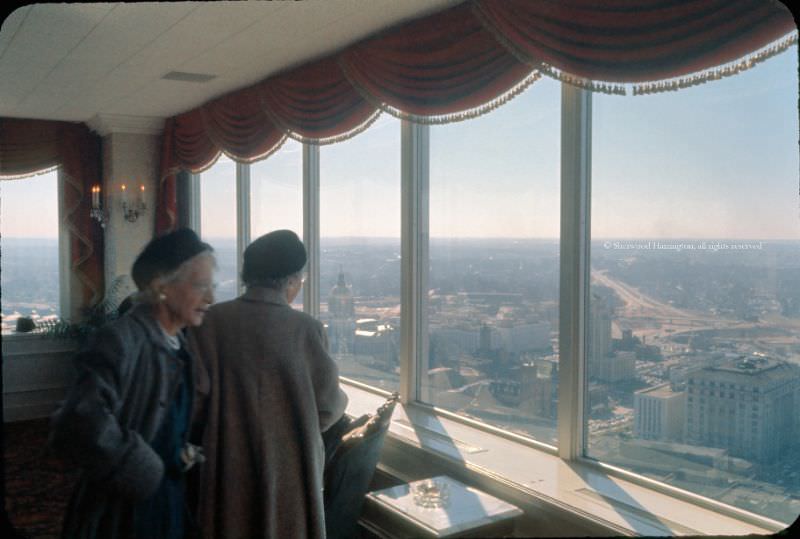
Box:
49, 228, 215, 539
189, 229, 348, 539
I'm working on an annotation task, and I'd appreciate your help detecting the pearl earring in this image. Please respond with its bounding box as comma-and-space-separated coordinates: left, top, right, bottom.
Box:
158, 292, 167, 302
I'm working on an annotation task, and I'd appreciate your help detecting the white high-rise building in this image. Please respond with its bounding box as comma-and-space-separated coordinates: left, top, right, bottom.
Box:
634, 383, 685, 442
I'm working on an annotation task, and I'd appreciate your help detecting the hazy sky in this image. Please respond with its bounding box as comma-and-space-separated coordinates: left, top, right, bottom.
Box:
1, 170, 59, 238
2, 45, 797, 240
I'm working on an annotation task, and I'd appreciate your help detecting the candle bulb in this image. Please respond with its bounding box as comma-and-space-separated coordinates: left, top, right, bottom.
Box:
91, 186, 99, 209
121, 184, 128, 206
139, 184, 145, 206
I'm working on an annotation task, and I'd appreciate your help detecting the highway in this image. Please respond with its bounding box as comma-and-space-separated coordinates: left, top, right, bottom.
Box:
591, 269, 751, 340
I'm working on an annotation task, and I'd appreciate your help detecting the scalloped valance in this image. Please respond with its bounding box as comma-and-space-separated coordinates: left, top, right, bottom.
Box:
157, 0, 796, 232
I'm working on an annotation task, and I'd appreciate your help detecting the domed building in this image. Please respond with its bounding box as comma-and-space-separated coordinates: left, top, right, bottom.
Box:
327, 268, 356, 356
329, 269, 355, 319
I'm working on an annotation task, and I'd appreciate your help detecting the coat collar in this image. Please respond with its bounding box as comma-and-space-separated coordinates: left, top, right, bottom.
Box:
241, 286, 289, 307
127, 303, 188, 353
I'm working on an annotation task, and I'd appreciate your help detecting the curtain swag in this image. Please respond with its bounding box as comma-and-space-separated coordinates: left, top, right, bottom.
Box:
156, 0, 796, 232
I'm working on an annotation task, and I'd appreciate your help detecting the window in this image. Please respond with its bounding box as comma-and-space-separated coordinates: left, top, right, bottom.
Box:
587, 49, 799, 524
250, 140, 303, 236
250, 139, 303, 308
187, 46, 798, 529
319, 117, 402, 391
199, 155, 238, 302
1, 170, 62, 333
424, 78, 561, 446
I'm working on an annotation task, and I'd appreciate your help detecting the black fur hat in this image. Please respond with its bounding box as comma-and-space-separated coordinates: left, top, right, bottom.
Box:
131, 228, 212, 290
242, 230, 307, 284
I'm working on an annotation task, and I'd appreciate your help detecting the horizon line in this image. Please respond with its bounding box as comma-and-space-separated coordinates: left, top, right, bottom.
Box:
2, 235, 799, 242
0, 235, 800, 244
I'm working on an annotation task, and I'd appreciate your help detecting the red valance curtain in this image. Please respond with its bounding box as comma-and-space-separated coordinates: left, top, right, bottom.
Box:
157, 0, 796, 232
0, 118, 104, 313
261, 57, 379, 143
473, 0, 797, 94
339, 2, 536, 122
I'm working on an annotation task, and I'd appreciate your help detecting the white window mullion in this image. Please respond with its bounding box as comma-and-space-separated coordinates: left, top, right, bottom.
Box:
400, 120, 429, 403
303, 143, 320, 318
236, 162, 251, 296
57, 169, 72, 320
188, 173, 201, 234
557, 84, 592, 460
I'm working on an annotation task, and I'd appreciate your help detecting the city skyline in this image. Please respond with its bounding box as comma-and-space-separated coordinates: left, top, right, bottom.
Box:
2, 232, 799, 523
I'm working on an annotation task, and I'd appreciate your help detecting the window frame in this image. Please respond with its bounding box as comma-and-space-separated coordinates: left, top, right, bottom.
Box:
57, 170, 72, 320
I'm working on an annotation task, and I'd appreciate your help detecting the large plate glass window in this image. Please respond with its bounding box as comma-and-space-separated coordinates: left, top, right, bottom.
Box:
199, 154, 238, 303
1, 170, 61, 333
319, 116, 402, 392
425, 79, 561, 446
250, 139, 303, 308
588, 48, 800, 525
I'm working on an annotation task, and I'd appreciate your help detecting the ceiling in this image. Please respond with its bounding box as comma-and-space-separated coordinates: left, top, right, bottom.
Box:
0, 1, 461, 127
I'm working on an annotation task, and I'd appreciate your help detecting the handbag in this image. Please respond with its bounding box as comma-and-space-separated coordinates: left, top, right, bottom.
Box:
323, 392, 399, 539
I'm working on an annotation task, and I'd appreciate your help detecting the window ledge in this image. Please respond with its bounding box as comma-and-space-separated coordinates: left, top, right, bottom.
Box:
1, 333, 77, 354
341, 382, 788, 537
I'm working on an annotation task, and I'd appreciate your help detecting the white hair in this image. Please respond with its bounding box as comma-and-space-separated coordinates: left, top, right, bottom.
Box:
245, 269, 303, 292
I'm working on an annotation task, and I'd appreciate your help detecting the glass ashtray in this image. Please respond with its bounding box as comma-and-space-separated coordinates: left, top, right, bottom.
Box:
411, 478, 450, 509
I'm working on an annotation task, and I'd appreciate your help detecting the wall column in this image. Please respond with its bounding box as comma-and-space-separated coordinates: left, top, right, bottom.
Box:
88, 114, 163, 303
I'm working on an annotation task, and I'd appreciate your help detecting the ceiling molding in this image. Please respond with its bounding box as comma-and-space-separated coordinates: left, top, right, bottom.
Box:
87, 114, 164, 136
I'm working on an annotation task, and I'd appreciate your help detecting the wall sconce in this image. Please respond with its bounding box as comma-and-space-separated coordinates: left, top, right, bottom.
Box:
90, 185, 107, 227
121, 183, 147, 222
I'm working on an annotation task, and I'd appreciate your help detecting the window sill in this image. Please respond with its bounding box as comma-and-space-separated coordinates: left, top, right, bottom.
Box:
1, 332, 77, 353
341, 381, 788, 537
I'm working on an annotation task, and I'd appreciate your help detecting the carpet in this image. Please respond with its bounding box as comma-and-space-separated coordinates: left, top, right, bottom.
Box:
3, 418, 79, 539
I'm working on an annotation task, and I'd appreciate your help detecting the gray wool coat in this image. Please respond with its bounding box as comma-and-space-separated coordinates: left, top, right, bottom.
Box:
188, 287, 348, 539
49, 304, 194, 539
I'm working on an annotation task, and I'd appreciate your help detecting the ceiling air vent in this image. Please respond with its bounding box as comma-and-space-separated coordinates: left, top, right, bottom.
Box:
161, 71, 217, 83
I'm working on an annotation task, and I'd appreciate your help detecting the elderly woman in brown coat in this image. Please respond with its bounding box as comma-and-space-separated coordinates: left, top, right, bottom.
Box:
189, 229, 348, 539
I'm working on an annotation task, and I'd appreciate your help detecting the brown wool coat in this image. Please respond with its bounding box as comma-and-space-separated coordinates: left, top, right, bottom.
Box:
188, 287, 348, 539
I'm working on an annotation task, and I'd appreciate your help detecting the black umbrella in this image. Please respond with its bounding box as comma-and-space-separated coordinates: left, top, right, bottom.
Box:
323, 393, 399, 539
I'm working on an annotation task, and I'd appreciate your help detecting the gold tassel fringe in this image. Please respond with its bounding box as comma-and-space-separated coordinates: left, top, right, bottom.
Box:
0, 164, 60, 181
633, 32, 798, 96
286, 108, 384, 146
537, 65, 626, 95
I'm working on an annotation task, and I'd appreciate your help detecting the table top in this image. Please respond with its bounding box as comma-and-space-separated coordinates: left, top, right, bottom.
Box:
366, 475, 523, 538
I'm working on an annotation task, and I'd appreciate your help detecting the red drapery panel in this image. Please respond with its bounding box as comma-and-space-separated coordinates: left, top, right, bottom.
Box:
339, 2, 536, 121
156, 118, 180, 234
0, 118, 104, 313
157, 113, 219, 233
473, 0, 797, 83
259, 57, 379, 142
169, 111, 222, 173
